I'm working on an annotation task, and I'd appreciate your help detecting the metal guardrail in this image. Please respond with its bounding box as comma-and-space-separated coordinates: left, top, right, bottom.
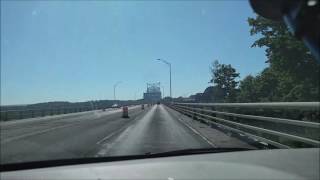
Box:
174, 102, 320, 110
169, 102, 320, 148
0, 106, 94, 121
0, 103, 143, 121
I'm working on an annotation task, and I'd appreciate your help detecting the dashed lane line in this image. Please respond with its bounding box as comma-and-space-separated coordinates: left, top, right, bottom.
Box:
176, 117, 217, 148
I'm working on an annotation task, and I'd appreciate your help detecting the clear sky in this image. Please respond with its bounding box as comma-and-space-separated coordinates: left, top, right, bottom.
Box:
1, 0, 267, 105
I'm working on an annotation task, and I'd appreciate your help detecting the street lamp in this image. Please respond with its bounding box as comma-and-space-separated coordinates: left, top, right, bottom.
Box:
161, 85, 165, 99
113, 81, 122, 101
156, 59, 172, 98
89, 101, 95, 110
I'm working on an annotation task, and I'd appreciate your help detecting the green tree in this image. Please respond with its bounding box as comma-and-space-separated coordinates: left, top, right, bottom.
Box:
237, 68, 280, 102
237, 75, 258, 102
200, 86, 226, 103
247, 16, 319, 101
254, 68, 280, 102
210, 60, 240, 102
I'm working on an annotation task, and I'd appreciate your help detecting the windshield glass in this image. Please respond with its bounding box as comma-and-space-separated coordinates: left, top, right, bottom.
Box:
1, 0, 319, 165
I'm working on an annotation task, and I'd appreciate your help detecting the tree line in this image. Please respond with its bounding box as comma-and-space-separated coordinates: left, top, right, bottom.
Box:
206, 15, 319, 103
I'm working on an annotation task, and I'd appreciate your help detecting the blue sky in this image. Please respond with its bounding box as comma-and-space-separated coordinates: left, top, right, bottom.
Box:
1, 1, 267, 105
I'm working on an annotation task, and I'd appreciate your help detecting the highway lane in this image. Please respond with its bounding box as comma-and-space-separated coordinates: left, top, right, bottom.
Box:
1, 104, 249, 165
0, 106, 146, 164
96, 105, 212, 156
0, 106, 140, 143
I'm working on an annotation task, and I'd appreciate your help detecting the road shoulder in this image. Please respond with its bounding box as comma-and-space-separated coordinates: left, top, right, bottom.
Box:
164, 105, 256, 149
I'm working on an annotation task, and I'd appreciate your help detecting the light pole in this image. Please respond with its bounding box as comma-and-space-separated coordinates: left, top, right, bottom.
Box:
161, 86, 165, 99
113, 81, 122, 101
156, 59, 172, 98
89, 101, 95, 110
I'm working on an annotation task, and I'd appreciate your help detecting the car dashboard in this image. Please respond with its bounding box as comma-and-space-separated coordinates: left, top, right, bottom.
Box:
1, 148, 319, 180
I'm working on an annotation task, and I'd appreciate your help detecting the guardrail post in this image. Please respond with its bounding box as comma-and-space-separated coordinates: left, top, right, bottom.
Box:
200, 106, 206, 123
211, 107, 216, 117
192, 105, 198, 120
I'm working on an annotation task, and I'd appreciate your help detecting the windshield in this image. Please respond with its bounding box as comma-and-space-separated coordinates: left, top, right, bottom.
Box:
1, 1, 319, 165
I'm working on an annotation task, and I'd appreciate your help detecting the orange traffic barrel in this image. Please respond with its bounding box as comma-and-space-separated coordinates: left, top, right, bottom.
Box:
122, 106, 129, 118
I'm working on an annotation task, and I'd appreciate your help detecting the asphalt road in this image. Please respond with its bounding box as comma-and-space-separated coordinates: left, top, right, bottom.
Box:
96, 105, 211, 157
0, 105, 212, 164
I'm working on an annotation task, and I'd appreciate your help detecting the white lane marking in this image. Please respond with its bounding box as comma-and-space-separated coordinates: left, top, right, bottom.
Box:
176, 117, 217, 147
1, 123, 75, 144
259, 141, 268, 146
1, 105, 142, 143
95, 106, 157, 156
96, 127, 126, 145
96, 106, 156, 145
160, 105, 217, 147
95, 126, 135, 157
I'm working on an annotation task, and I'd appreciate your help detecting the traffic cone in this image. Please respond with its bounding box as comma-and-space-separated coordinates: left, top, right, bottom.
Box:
122, 106, 129, 118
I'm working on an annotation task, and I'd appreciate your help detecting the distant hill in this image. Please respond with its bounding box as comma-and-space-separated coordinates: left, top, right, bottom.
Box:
1, 99, 144, 111
171, 86, 225, 103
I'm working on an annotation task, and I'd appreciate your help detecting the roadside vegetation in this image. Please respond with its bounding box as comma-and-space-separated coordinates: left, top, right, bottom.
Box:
193, 15, 319, 103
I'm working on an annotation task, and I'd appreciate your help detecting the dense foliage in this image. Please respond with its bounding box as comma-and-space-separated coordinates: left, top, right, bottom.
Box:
209, 60, 240, 102
207, 16, 319, 103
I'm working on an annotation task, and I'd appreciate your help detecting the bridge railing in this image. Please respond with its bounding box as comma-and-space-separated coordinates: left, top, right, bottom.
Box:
168, 102, 320, 148
0, 106, 94, 121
